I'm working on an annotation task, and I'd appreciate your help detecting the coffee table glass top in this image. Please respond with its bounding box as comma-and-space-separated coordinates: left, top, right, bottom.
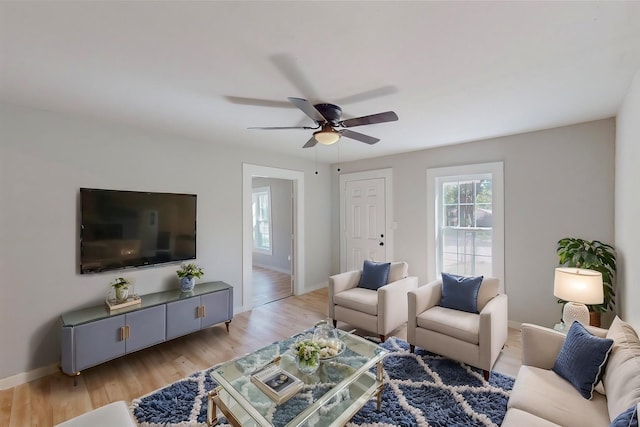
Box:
211, 329, 387, 427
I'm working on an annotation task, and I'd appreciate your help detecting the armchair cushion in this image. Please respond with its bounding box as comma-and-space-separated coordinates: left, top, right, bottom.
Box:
440, 273, 483, 313
357, 260, 391, 290
552, 321, 614, 399
417, 305, 480, 344
333, 288, 378, 316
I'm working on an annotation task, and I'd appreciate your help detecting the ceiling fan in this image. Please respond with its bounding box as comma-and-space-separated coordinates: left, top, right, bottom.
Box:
249, 97, 399, 148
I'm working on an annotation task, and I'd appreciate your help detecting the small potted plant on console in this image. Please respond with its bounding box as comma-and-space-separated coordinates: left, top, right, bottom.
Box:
111, 277, 132, 302
177, 262, 204, 292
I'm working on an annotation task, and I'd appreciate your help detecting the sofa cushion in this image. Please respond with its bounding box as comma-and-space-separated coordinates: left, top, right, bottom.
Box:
417, 305, 479, 345
501, 408, 562, 427
508, 365, 610, 427
334, 288, 378, 316
440, 273, 483, 313
552, 321, 613, 399
609, 403, 638, 427
358, 260, 391, 290
604, 316, 640, 420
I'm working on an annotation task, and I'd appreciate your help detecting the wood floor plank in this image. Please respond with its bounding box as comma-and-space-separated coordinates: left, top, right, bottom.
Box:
1, 287, 522, 426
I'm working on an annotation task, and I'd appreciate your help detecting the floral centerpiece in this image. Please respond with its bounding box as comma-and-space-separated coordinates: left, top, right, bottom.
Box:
176, 263, 204, 292
111, 277, 131, 302
292, 338, 320, 374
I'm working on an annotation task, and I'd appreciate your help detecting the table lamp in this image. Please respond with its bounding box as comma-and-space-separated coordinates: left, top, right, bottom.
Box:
554, 267, 603, 326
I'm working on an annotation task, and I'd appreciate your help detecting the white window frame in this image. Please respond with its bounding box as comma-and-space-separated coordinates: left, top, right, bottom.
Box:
427, 162, 505, 292
252, 186, 273, 255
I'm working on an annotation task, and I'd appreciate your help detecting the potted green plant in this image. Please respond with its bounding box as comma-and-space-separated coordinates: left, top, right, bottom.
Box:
556, 238, 616, 326
177, 262, 204, 292
111, 277, 131, 302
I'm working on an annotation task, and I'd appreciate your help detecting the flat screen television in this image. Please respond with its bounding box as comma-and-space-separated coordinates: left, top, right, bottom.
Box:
80, 188, 197, 274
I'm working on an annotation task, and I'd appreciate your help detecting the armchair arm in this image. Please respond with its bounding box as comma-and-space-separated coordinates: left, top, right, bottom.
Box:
378, 276, 419, 336
478, 293, 508, 370
328, 270, 361, 318
407, 280, 442, 343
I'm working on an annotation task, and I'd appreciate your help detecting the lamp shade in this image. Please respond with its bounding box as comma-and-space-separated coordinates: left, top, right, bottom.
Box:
553, 267, 603, 305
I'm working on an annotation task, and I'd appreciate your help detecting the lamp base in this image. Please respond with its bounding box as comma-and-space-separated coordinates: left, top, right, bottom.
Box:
562, 302, 590, 326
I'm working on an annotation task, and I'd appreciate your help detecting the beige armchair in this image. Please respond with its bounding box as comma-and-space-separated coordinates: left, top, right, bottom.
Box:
328, 261, 418, 342
407, 276, 508, 379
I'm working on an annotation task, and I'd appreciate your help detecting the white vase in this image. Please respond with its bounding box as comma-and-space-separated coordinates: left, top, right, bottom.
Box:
115, 287, 129, 302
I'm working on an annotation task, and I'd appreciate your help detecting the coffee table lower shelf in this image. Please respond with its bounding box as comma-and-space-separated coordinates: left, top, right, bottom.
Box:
207, 362, 384, 427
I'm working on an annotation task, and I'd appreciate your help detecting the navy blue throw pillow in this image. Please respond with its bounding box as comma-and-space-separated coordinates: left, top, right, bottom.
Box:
610, 404, 638, 427
439, 273, 483, 313
552, 321, 614, 400
358, 260, 391, 290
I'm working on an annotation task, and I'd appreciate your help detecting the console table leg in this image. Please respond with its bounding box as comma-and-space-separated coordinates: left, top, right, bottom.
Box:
225, 320, 231, 333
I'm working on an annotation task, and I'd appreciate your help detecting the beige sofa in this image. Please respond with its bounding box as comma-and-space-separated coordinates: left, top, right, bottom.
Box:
503, 318, 640, 427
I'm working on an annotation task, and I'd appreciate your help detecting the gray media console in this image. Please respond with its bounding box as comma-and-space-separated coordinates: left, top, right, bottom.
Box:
60, 281, 233, 375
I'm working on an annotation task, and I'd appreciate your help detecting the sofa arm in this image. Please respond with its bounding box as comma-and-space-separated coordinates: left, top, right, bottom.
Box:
521, 323, 568, 369
378, 276, 419, 336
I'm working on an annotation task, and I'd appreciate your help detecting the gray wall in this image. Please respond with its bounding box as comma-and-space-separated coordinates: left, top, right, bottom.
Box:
616, 70, 640, 331
332, 119, 616, 328
0, 103, 332, 381
252, 177, 293, 273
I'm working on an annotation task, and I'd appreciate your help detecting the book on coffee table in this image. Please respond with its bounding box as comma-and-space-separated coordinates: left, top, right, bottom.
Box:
250, 364, 303, 404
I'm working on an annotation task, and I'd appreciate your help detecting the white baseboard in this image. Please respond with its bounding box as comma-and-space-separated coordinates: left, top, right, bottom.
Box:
0, 363, 60, 390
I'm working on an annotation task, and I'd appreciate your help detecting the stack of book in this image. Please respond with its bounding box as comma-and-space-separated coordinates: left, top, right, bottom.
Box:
251, 363, 303, 404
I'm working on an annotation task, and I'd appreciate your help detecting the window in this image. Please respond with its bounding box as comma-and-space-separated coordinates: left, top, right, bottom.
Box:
427, 162, 504, 289
252, 187, 272, 254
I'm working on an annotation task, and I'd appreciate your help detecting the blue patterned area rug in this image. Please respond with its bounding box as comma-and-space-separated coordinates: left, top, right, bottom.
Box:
131, 336, 514, 427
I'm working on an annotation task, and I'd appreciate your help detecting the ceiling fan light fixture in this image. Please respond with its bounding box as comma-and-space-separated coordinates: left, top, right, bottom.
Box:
313, 129, 340, 145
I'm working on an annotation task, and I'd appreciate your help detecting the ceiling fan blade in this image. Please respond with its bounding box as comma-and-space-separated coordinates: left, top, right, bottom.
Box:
270, 53, 320, 101
302, 136, 318, 148
340, 129, 380, 145
288, 97, 327, 123
333, 86, 398, 105
248, 126, 316, 130
225, 96, 293, 109
341, 111, 399, 128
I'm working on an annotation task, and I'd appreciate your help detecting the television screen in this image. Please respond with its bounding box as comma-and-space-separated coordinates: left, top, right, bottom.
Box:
80, 188, 197, 274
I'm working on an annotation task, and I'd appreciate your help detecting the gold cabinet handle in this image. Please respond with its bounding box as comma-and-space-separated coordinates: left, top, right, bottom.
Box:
119, 326, 125, 341
202, 305, 206, 318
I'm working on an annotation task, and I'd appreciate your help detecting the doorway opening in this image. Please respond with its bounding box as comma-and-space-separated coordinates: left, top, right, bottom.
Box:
242, 164, 305, 312
251, 177, 293, 306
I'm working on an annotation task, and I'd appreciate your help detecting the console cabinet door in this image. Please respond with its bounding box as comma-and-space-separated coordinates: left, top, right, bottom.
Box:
166, 298, 201, 340
201, 289, 232, 329
126, 305, 166, 353
75, 315, 126, 372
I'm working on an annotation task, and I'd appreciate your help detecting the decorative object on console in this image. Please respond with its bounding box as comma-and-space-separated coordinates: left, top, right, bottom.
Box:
176, 262, 204, 292
554, 267, 603, 326
110, 277, 132, 302
556, 237, 616, 326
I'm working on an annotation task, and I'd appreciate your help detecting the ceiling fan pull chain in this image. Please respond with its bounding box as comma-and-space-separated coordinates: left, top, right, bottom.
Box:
337, 143, 341, 173
315, 146, 319, 175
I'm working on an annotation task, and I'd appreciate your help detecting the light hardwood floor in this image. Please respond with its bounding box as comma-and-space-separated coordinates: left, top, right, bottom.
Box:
0, 288, 522, 426
252, 265, 292, 307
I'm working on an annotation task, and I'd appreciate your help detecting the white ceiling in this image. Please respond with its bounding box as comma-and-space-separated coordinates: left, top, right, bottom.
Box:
2, 1, 640, 163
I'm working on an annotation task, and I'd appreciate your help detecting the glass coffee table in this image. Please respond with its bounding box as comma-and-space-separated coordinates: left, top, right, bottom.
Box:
207, 329, 387, 427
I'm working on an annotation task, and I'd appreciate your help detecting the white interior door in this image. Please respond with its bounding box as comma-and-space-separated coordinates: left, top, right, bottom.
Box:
344, 178, 386, 271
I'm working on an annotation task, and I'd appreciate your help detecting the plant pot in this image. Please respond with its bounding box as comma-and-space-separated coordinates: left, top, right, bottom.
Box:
180, 276, 195, 292
296, 353, 319, 374
115, 287, 129, 302
589, 311, 601, 327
